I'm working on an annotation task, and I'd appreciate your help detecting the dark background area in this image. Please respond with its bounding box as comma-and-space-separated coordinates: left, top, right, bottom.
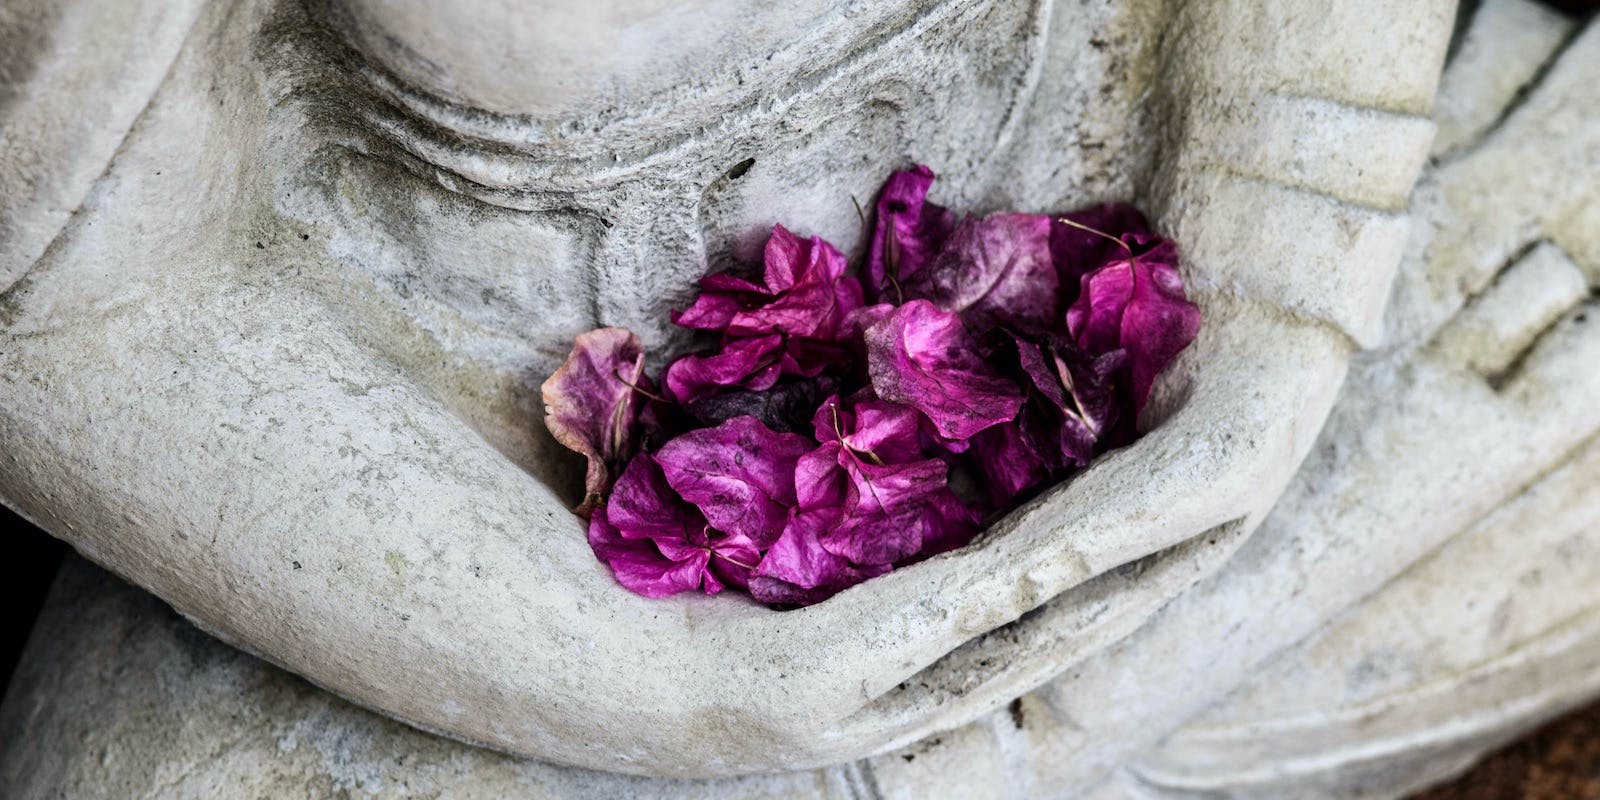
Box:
1, 506, 63, 693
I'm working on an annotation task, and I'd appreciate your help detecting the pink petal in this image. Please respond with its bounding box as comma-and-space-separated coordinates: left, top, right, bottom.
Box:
867, 165, 957, 300
656, 416, 813, 547
749, 509, 890, 606
663, 334, 785, 404
587, 506, 714, 598
540, 328, 651, 516
906, 212, 1058, 333
864, 300, 1024, 441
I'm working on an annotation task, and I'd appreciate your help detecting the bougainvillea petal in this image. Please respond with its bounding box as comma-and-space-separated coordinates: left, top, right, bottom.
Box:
656, 416, 813, 547
1051, 203, 1153, 289
1066, 237, 1200, 416
605, 454, 702, 541
910, 489, 985, 559
867, 165, 957, 301
907, 212, 1058, 333
587, 507, 715, 598
729, 227, 864, 341
970, 419, 1053, 508
673, 225, 865, 343
541, 327, 650, 517
864, 300, 1024, 441
819, 457, 949, 565
664, 334, 784, 404
810, 394, 924, 465
749, 509, 890, 605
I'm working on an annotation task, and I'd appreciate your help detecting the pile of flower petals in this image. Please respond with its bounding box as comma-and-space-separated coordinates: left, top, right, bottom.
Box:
542, 166, 1201, 607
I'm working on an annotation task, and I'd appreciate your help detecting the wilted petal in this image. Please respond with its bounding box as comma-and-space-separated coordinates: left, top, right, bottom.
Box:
1066, 236, 1201, 416
1052, 203, 1153, 288
749, 509, 891, 606
907, 212, 1058, 333
811, 394, 924, 465
865, 300, 1024, 441
911, 490, 985, 559
970, 419, 1053, 508
730, 227, 864, 341
820, 457, 949, 565
587, 506, 713, 598
664, 334, 784, 404
541, 328, 651, 516
867, 165, 957, 300
674, 225, 864, 343
657, 416, 813, 547
606, 454, 701, 541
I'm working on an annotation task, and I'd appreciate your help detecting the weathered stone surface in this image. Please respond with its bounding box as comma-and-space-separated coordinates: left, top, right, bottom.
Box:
0, 0, 1453, 775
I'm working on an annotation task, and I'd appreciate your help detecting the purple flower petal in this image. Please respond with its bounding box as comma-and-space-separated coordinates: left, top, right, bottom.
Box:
664, 334, 785, 404
749, 509, 890, 606
810, 394, 924, 465
656, 416, 813, 547
605, 454, 704, 541
909, 490, 984, 560
1066, 236, 1201, 417
673, 225, 865, 343
587, 506, 715, 598
864, 300, 1024, 441
906, 212, 1058, 334
867, 165, 957, 301
970, 419, 1053, 508
541, 328, 652, 517
1051, 203, 1154, 289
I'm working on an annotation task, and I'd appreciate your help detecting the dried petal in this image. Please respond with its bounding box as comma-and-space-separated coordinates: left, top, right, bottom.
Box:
656, 416, 813, 547
1066, 236, 1201, 416
867, 165, 957, 300
674, 225, 864, 343
907, 212, 1058, 333
587, 455, 762, 597
664, 334, 785, 404
541, 328, 651, 516
749, 509, 890, 606
969, 419, 1053, 507
864, 300, 1024, 441
1052, 203, 1154, 288
811, 394, 924, 465
588, 507, 713, 598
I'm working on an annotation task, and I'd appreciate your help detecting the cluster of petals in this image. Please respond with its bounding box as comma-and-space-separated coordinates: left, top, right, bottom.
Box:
543, 166, 1201, 606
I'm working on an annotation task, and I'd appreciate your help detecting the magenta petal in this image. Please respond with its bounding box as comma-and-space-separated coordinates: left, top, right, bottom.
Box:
731, 232, 863, 341
1052, 203, 1153, 288
656, 416, 813, 547
867, 165, 958, 300
795, 443, 847, 511
864, 300, 1024, 441
820, 457, 949, 565
540, 328, 650, 516
911, 490, 985, 560
1121, 243, 1202, 413
606, 454, 700, 541
810, 395, 924, 465
970, 420, 1053, 507
664, 334, 784, 404
587, 507, 712, 598
749, 510, 890, 606
1066, 237, 1200, 416
907, 212, 1058, 333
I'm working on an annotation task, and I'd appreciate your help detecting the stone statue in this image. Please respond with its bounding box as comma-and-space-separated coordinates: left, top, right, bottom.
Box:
3, 0, 1597, 796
